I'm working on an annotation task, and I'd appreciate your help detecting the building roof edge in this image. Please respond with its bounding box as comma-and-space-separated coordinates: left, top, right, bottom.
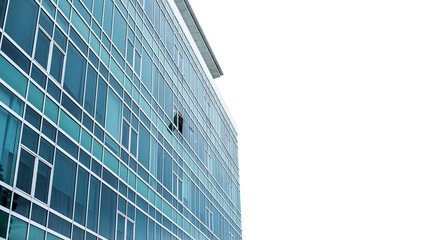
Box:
173, 0, 224, 79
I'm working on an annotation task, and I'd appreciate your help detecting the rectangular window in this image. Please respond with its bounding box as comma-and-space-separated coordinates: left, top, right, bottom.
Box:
16, 150, 35, 194
34, 161, 51, 203
50, 150, 77, 218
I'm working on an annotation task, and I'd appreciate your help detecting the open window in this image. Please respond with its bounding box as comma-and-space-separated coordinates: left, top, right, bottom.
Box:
169, 111, 183, 134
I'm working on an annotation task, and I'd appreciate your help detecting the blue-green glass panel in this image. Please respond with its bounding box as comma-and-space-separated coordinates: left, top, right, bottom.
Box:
39, 10, 54, 36
84, 65, 97, 116
0, 83, 24, 116
102, 0, 113, 36
64, 44, 86, 104
50, 46, 64, 82
35, 31, 50, 69
54, 27, 67, 51
117, 214, 125, 240
50, 150, 76, 218
87, 176, 100, 232
16, 150, 35, 194
71, 9, 90, 41
4, 0, 38, 54
31, 65, 47, 88
31, 204, 47, 226
0, 56, 28, 97
92, 0, 103, 24
135, 211, 148, 240
39, 138, 54, 163
112, 7, 126, 56
48, 212, 71, 238
44, 97, 59, 123
0, 0, 7, 29
29, 225, 45, 240
41, 0, 55, 17
1, 37, 31, 73
104, 149, 118, 174
25, 105, 41, 130
99, 184, 117, 240
141, 49, 152, 89
59, 110, 80, 142
74, 167, 88, 225
28, 82, 44, 111
21, 125, 39, 153
47, 233, 63, 240
34, 161, 51, 203
95, 78, 107, 125
8, 216, 28, 240
58, 0, 71, 18
106, 88, 122, 141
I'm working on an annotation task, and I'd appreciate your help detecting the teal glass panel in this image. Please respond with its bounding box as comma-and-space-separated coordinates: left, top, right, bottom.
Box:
102, 0, 113, 36
106, 88, 122, 141
0, 55, 28, 97
71, 9, 90, 41
0, 83, 24, 116
92, 0, 103, 24
135, 211, 148, 240
112, 7, 126, 55
31, 64, 46, 89
35, 31, 50, 69
0, 106, 21, 186
28, 82, 44, 111
44, 97, 59, 123
50, 150, 76, 218
74, 167, 89, 225
39, 10, 54, 36
59, 110, 80, 142
8, 216, 28, 240
0, 0, 6, 29
48, 212, 71, 238
141, 49, 152, 89
47, 233, 63, 240
103, 149, 118, 174
29, 225, 45, 240
58, 0, 71, 18
50, 46, 64, 82
117, 214, 125, 240
54, 27, 67, 51
86, 176, 100, 232
34, 161, 51, 203
95, 79, 107, 125
92, 139, 102, 160
5, 0, 38, 54
41, 0, 55, 17
0, 210, 8, 238
80, 129, 92, 151
31, 204, 47, 226
39, 137, 54, 164
1, 37, 31, 73
99, 184, 117, 240
84, 65, 97, 116
16, 150, 35, 194
63, 44, 86, 104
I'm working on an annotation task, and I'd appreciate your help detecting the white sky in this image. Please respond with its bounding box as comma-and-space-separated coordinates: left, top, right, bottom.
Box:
189, 0, 428, 239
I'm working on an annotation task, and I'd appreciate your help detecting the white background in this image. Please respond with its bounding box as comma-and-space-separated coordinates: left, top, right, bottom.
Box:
189, 0, 428, 239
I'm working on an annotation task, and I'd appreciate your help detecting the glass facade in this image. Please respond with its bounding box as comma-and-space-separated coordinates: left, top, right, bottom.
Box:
0, 0, 241, 239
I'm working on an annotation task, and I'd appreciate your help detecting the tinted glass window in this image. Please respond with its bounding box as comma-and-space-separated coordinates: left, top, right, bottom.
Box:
34, 161, 51, 203
16, 150, 35, 194
63, 44, 86, 104
0, 105, 21, 186
50, 150, 76, 218
35, 31, 51, 69
5, 0, 38, 54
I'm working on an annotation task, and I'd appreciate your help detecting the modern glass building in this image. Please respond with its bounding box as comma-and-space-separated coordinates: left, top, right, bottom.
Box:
0, 0, 241, 239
